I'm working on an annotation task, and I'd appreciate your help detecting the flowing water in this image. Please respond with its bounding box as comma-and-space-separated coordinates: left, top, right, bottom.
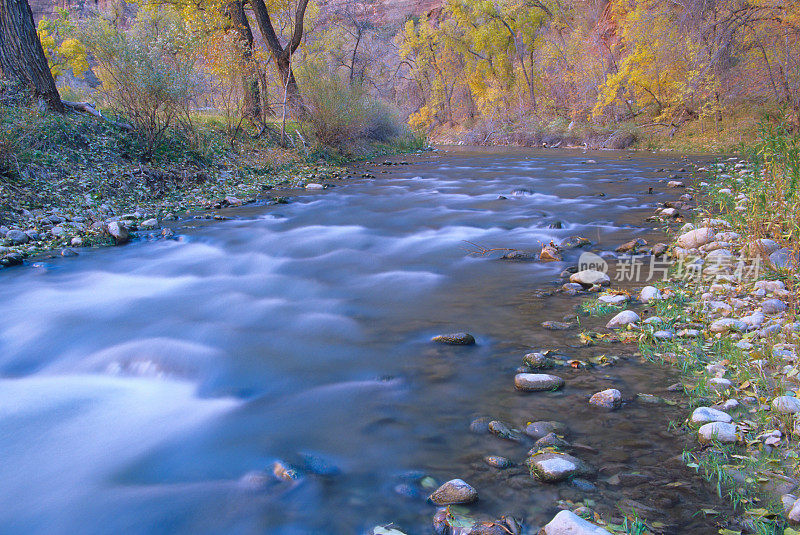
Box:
0, 148, 734, 534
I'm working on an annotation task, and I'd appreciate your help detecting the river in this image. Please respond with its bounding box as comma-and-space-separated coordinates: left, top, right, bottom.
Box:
0, 148, 733, 534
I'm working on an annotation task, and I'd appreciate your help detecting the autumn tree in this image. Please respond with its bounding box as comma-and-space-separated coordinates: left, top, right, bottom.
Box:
249, 0, 310, 113
0, 0, 64, 111
225, 0, 262, 119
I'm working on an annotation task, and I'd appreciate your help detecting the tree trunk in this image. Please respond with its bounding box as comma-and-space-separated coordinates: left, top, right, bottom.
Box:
0, 0, 64, 112
249, 0, 308, 115
226, 0, 261, 120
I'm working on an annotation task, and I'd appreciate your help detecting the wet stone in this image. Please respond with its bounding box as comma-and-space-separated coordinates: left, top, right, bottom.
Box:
524, 420, 567, 439
469, 417, 492, 433
514, 373, 564, 392
540, 510, 608, 535
589, 388, 622, 409
542, 321, 573, 330
428, 478, 478, 505
528, 452, 592, 483
533, 432, 569, 450
522, 352, 554, 369
431, 333, 476, 345
488, 420, 523, 442
483, 455, 511, 469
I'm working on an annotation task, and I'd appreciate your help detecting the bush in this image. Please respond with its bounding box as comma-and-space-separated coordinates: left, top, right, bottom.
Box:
297, 70, 405, 148
79, 15, 201, 157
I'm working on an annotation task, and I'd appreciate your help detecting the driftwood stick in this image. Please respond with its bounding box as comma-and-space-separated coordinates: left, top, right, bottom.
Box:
62, 101, 134, 132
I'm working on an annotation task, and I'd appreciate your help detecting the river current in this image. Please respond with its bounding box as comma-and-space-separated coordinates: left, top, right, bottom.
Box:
0, 148, 733, 534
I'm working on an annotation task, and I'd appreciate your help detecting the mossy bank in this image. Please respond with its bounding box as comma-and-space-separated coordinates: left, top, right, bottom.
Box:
0, 105, 424, 268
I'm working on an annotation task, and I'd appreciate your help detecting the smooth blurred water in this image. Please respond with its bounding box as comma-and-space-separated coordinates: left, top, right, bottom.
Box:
0, 148, 731, 534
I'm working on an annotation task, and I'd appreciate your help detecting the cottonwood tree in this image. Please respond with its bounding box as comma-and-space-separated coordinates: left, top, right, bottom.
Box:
226, 0, 262, 119
0, 0, 64, 111
249, 0, 309, 113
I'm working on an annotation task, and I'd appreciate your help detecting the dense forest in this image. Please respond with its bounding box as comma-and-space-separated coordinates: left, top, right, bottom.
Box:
2, 0, 799, 151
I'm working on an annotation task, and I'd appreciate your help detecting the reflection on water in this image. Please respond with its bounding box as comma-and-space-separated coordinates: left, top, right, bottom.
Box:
0, 148, 730, 534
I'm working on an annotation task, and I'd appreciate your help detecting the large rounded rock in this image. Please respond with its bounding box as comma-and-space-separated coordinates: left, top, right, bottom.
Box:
772, 396, 800, 414
541, 510, 609, 535
769, 248, 796, 269
698, 422, 737, 443
5, 229, 29, 245
762, 299, 787, 314
428, 478, 478, 505
570, 270, 610, 287
523, 352, 555, 369
746, 239, 780, 257
691, 407, 732, 424
514, 373, 564, 392
606, 310, 640, 329
431, 332, 475, 345
107, 221, 129, 244
528, 452, 592, 483
639, 286, 662, 303
589, 389, 621, 409
677, 227, 715, 249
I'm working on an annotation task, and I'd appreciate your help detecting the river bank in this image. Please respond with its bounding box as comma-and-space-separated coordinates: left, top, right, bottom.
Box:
0, 106, 424, 268
563, 128, 800, 534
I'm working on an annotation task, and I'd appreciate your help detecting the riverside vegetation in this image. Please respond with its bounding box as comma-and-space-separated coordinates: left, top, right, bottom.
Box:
544, 124, 800, 535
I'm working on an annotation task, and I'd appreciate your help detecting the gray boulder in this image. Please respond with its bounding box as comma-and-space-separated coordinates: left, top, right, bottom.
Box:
528, 452, 592, 483
606, 310, 640, 329
514, 373, 564, 392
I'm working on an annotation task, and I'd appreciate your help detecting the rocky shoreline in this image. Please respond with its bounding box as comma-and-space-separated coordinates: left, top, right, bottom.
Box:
0, 158, 416, 269
368, 156, 799, 534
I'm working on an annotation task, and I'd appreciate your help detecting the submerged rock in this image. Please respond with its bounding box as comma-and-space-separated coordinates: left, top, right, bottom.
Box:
488, 420, 523, 442
540, 510, 610, 534
541, 321, 573, 330
514, 373, 564, 392
524, 421, 567, 439
528, 452, 592, 483
533, 432, 569, 450
484, 455, 511, 469
428, 478, 478, 505
432, 333, 476, 345
523, 352, 555, 369
589, 388, 622, 409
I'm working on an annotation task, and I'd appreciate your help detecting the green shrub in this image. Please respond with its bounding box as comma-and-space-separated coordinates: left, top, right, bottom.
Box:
297, 69, 405, 148
79, 15, 201, 157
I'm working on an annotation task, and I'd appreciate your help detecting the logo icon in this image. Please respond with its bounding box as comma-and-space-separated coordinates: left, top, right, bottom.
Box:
578, 251, 608, 274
